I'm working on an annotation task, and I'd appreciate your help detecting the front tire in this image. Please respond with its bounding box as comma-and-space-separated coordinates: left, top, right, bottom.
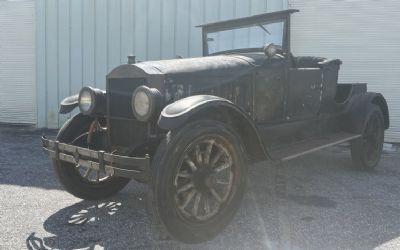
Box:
148, 120, 247, 243
53, 115, 130, 200
351, 105, 384, 170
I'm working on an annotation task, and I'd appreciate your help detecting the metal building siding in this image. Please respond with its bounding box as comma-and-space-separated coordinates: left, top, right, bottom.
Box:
0, 1, 36, 124
36, 0, 286, 128
288, 0, 400, 142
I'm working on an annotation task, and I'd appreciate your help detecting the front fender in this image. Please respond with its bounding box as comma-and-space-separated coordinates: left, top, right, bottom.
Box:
158, 95, 270, 163
56, 113, 93, 141
158, 95, 240, 130
59, 94, 79, 114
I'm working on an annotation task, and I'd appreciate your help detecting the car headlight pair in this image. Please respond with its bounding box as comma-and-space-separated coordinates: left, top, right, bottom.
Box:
131, 86, 162, 121
78, 85, 161, 121
78, 87, 106, 115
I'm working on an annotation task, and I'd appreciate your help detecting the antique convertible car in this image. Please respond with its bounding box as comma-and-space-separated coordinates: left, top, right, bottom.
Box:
42, 9, 389, 243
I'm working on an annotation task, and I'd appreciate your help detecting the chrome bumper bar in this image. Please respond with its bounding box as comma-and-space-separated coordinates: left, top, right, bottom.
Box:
41, 136, 150, 181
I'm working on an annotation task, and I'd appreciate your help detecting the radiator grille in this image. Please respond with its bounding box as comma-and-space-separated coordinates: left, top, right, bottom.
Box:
108, 78, 146, 119
108, 78, 148, 147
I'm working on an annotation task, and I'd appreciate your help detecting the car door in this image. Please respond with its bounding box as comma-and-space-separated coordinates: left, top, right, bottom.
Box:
254, 57, 291, 149
257, 66, 323, 150
286, 68, 323, 121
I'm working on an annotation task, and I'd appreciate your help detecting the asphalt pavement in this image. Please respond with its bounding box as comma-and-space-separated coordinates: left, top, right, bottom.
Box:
1, 125, 400, 250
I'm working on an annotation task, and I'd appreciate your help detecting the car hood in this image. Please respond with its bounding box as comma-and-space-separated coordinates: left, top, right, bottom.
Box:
135, 53, 266, 85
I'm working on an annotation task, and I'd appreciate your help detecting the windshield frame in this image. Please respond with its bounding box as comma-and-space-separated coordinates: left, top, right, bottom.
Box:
205, 19, 287, 56
199, 9, 296, 56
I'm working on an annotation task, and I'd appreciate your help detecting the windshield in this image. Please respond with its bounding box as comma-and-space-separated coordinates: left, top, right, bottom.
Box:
206, 21, 285, 55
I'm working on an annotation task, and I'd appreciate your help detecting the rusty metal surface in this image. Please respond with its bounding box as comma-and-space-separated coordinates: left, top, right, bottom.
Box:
254, 61, 286, 122
287, 68, 323, 120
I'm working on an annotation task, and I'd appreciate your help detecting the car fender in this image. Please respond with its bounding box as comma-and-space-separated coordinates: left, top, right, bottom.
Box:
59, 94, 79, 114
158, 95, 270, 163
56, 113, 93, 141
342, 92, 389, 134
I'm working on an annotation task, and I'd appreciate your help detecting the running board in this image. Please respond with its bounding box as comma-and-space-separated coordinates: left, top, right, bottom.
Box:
269, 132, 361, 162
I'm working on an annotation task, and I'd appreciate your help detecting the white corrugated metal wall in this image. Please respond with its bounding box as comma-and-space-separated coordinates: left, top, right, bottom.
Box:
0, 0, 36, 124
36, 0, 287, 128
289, 0, 400, 142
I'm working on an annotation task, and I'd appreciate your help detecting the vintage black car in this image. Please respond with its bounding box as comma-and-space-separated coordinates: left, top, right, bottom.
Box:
42, 9, 389, 243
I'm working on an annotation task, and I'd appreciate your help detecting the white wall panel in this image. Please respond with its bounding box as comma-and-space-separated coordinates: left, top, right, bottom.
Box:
0, 1, 36, 124
36, 0, 285, 128
289, 0, 400, 142
58, 0, 71, 126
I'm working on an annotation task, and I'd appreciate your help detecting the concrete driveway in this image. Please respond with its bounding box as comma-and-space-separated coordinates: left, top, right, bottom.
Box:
1, 125, 399, 250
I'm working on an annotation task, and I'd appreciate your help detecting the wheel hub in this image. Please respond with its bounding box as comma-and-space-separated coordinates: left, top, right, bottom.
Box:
192, 169, 215, 193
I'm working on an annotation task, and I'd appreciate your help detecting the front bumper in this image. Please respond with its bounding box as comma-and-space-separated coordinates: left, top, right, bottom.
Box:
41, 137, 150, 181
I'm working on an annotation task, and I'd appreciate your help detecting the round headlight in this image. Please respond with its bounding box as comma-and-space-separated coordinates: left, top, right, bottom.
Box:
133, 91, 150, 117
131, 86, 162, 121
79, 87, 95, 115
78, 86, 106, 115
79, 90, 93, 112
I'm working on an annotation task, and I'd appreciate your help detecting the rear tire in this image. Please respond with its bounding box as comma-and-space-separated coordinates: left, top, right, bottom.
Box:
53, 115, 130, 200
350, 105, 384, 170
147, 120, 247, 243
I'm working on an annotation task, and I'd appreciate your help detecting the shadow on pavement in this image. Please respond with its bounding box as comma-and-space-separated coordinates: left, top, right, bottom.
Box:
25, 192, 165, 250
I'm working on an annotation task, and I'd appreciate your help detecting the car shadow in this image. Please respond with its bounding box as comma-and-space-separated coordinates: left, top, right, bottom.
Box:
25, 192, 166, 250
25, 189, 281, 249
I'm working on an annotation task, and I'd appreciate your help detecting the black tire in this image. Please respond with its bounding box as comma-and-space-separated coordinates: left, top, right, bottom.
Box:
53, 114, 130, 200
350, 105, 384, 170
148, 120, 247, 243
